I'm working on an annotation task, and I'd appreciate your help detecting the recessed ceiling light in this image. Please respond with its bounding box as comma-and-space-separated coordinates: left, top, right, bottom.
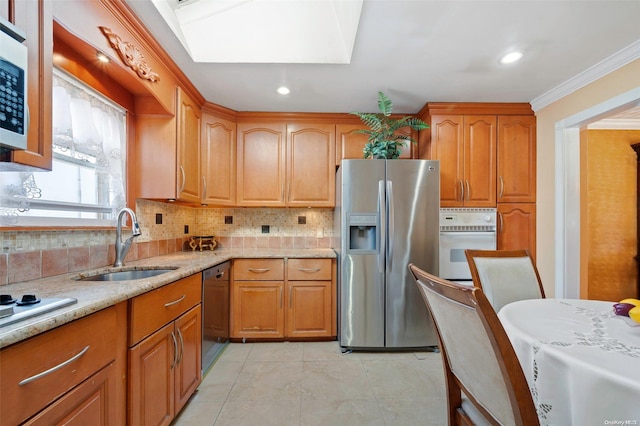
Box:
277, 86, 290, 95
500, 51, 523, 64
96, 52, 110, 63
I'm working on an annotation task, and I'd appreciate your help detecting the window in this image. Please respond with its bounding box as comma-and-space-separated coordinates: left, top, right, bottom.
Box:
0, 69, 127, 226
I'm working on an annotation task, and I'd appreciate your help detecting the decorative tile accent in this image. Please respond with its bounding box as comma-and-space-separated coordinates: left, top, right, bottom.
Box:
0, 199, 335, 284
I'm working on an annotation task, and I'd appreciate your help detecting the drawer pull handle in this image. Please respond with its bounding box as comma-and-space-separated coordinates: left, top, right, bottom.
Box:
247, 268, 270, 273
298, 268, 321, 273
19, 345, 90, 386
165, 294, 186, 307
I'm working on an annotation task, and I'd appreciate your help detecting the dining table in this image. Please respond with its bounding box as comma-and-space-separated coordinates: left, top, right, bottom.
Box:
498, 298, 640, 426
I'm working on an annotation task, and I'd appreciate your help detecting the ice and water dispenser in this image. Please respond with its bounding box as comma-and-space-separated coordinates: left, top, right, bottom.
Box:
348, 214, 377, 252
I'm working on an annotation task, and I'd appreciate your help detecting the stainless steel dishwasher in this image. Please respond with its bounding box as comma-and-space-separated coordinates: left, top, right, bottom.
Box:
202, 261, 230, 373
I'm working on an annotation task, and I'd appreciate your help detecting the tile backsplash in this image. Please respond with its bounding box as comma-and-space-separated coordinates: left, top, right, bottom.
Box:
0, 199, 335, 285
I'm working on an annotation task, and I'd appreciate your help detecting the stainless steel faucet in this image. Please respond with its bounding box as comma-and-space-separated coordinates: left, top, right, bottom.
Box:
114, 207, 142, 267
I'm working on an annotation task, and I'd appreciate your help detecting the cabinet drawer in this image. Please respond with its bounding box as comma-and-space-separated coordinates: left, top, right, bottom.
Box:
0, 306, 117, 426
234, 259, 284, 281
129, 273, 202, 346
287, 258, 332, 281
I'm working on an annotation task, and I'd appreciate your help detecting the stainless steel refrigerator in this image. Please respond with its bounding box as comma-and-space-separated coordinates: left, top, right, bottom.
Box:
334, 159, 439, 350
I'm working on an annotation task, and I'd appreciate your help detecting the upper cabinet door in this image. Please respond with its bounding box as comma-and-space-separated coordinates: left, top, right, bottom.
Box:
176, 87, 201, 203
286, 123, 335, 207
497, 115, 536, 203
336, 124, 369, 163
464, 115, 497, 207
236, 123, 286, 206
431, 115, 464, 207
3, 0, 53, 170
201, 113, 236, 206
336, 123, 415, 164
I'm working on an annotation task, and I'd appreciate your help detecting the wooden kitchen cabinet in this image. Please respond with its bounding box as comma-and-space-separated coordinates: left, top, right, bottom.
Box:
201, 110, 236, 206
128, 274, 202, 426
286, 123, 335, 207
236, 122, 335, 207
176, 86, 201, 203
0, 0, 53, 171
336, 123, 415, 164
231, 258, 336, 340
497, 203, 536, 260
431, 115, 497, 207
286, 258, 334, 338
0, 304, 126, 426
236, 123, 287, 206
497, 116, 536, 203
231, 259, 285, 338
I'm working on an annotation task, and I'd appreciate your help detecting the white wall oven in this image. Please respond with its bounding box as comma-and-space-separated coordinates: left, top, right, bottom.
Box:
439, 208, 497, 285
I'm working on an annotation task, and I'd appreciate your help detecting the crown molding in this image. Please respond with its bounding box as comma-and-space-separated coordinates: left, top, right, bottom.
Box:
530, 40, 640, 112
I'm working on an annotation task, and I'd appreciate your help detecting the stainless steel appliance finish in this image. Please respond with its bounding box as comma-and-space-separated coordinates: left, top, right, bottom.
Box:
0, 296, 77, 328
335, 159, 440, 350
439, 208, 497, 284
202, 261, 230, 373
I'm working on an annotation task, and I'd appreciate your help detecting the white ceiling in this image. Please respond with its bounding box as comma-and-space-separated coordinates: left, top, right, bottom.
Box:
124, 0, 640, 115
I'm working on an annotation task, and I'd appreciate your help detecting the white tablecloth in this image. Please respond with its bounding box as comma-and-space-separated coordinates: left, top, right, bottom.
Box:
498, 299, 640, 426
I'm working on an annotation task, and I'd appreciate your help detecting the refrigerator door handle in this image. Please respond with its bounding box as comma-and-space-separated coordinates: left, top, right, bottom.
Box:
387, 180, 394, 270
378, 180, 385, 273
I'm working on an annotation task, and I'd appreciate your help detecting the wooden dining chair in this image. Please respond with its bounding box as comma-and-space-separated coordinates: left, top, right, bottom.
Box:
408, 263, 539, 426
464, 249, 545, 312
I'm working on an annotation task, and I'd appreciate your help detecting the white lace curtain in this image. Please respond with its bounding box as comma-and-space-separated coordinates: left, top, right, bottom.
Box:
0, 69, 126, 225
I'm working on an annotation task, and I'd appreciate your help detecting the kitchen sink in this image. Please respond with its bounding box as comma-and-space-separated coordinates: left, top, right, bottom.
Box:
75, 268, 178, 281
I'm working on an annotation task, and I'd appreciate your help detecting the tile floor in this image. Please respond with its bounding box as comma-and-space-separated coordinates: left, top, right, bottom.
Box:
173, 341, 447, 425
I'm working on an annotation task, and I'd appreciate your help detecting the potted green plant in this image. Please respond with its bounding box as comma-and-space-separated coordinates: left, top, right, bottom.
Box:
351, 91, 429, 159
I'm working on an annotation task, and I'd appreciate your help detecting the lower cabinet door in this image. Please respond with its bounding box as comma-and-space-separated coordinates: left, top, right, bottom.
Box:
286, 281, 332, 338
129, 322, 175, 426
497, 203, 536, 260
174, 306, 202, 414
24, 363, 117, 426
232, 281, 284, 338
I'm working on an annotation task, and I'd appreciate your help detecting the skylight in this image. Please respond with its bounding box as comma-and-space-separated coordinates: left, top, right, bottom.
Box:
151, 0, 364, 64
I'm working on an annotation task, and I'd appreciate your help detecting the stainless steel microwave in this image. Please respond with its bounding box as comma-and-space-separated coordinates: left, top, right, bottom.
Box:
0, 16, 27, 150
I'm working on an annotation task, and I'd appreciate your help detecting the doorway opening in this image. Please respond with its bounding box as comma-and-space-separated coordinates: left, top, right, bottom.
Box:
556, 86, 640, 298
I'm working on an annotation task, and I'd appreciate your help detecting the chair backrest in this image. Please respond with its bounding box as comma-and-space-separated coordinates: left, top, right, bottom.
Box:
465, 249, 545, 312
408, 263, 539, 426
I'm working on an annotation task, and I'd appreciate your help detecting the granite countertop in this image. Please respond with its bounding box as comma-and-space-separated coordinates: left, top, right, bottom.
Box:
0, 248, 336, 349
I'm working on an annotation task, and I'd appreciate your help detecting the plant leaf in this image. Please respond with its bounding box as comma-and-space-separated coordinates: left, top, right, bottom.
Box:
377, 92, 393, 116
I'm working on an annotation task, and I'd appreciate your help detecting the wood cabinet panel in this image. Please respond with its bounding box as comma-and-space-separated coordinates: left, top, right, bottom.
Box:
174, 306, 202, 414
464, 116, 497, 207
287, 258, 332, 281
201, 112, 236, 206
1, 0, 53, 170
176, 86, 201, 203
497, 116, 536, 203
431, 115, 464, 205
234, 258, 284, 281
24, 363, 117, 426
431, 115, 496, 207
286, 123, 335, 207
0, 306, 118, 426
129, 322, 175, 426
129, 303, 201, 426
285, 280, 332, 338
336, 123, 415, 164
129, 273, 201, 346
232, 281, 285, 338
236, 123, 286, 206
498, 203, 536, 260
